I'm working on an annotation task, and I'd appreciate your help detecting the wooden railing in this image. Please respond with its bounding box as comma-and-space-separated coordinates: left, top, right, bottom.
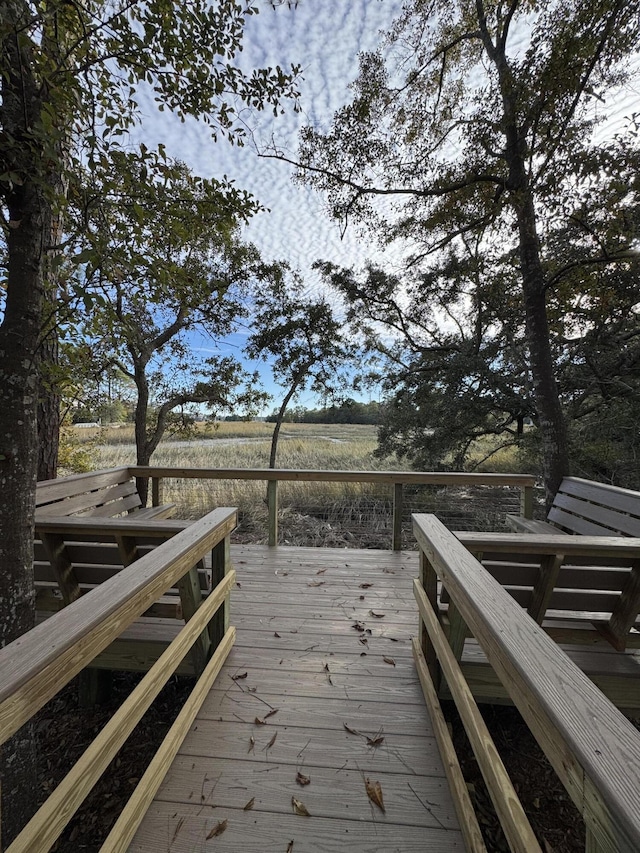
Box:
131, 466, 537, 549
412, 513, 640, 853
0, 506, 237, 852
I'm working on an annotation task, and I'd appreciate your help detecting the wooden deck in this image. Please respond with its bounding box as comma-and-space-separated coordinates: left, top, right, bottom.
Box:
128, 545, 466, 851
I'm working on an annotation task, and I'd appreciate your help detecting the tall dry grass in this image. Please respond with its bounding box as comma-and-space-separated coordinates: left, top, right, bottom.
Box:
90, 427, 523, 545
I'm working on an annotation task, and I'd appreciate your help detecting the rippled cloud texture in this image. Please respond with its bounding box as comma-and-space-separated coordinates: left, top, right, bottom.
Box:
138, 1, 403, 288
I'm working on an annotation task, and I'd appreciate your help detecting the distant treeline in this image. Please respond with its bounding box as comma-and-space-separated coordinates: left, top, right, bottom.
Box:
265, 399, 383, 425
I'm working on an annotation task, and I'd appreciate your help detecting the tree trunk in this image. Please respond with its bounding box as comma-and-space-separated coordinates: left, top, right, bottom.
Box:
517, 201, 570, 506
0, 175, 46, 851
490, 38, 570, 508
0, 5, 58, 838
134, 364, 151, 505
269, 373, 306, 469
37, 331, 61, 481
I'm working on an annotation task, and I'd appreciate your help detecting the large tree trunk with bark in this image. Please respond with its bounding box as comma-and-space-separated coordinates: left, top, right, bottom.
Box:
37, 331, 61, 481
517, 202, 570, 506
492, 40, 570, 508
0, 3, 56, 838
0, 178, 46, 849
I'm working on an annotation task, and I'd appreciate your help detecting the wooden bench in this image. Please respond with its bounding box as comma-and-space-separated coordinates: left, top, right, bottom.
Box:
453, 531, 640, 653
506, 476, 640, 536
34, 514, 222, 676
36, 466, 176, 520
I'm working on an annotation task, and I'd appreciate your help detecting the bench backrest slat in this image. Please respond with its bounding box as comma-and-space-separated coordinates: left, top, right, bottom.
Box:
550, 490, 640, 537
36, 468, 131, 507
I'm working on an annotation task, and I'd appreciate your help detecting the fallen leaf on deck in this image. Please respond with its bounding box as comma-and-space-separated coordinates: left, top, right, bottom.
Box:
359, 636, 368, 645
359, 595, 365, 600
360, 652, 367, 656
170, 816, 185, 844
323, 662, 333, 685
255, 717, 267, 725
243, 797, 255, 811
248, 736, 255, 753
316, 568, 327, 574
369, 610, 385, 618
274, 632, 281, 638
308, 580, 325, 587
265, 731, 278, 750
343, 723, 362, 736
286, 841, 294, 852
352, 621, 366, 632
292, 797, 311, 816
383, 657, 396, 666
248, 686, 257, 692
382, 568, 395, 574
232, 672, 248, 681
296, 772, 311, 786
365, 778, 385, 812
359, 583, 373, 588
206, 819, 228, 838
264, 708, 279, 719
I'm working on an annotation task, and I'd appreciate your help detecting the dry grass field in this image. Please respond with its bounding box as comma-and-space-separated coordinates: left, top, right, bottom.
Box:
71, 422, 526, 546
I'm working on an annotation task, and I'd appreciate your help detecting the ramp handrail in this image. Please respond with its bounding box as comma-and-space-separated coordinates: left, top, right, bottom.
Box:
0, 506, 237, 851
413, 512, 640, 853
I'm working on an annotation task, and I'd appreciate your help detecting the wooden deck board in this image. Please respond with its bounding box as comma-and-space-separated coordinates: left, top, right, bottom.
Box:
129, 545, 464, 851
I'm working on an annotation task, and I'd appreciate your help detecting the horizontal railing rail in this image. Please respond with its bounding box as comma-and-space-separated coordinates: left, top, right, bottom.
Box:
129, 466, 537, 549
0, 506, 237, 852
412, 513, 640, 853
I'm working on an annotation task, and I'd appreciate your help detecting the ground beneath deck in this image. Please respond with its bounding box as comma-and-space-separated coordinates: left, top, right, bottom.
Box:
129, 545, 465, 852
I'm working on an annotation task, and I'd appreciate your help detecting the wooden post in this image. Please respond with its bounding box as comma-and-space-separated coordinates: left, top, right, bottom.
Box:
177, 565, 212, 676
419, 550, 441, 691
267, 479, 278, 547
392, 482, 403, 551
521, 484, 534, 519
151, 477, 163, 508
209, 536, 231, 650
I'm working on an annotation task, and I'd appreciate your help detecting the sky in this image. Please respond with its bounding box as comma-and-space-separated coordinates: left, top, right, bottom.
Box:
135, 0, 405, 413
132, 0, 640, 416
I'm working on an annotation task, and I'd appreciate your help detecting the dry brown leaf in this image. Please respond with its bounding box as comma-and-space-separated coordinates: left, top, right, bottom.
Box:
369, 610, 385, 618
232, 671, 248, 681
291, 796, 311, 817
365, 778, 385, 812
383, 656, 396, 666
255, 717, 267, 725
243, 797, 255, 811
264, 708, 279, 719
296, 772, 311, 786
248, 736, 255, 753
352, 621, 366, 632
206, 819, 228, 839
343, 723, 361, 736
170, 816, 185, 844
265, 731, 278, 750
359, 582, 373, 588
316, 568, 327, 574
